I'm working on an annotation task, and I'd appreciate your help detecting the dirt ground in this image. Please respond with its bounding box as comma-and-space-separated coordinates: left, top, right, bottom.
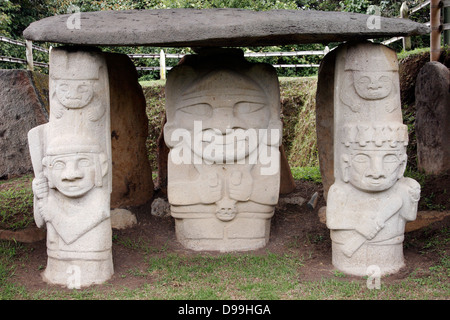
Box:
9, 178, 450, 294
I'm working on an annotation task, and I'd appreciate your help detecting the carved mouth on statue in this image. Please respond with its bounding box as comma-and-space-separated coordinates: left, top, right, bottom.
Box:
197, 138, 252, 163
59, 183, 93, 197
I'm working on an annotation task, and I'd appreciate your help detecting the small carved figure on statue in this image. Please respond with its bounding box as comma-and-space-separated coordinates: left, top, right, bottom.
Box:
50, 49, 106, 122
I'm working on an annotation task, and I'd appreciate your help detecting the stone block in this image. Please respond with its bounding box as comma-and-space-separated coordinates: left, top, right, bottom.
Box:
0, 70, 48, 179
164, 48, 281, 252
415, 61, 450, 175
29, 47, 113, 288
324, 42, 420, 276
105, 53, 154, 208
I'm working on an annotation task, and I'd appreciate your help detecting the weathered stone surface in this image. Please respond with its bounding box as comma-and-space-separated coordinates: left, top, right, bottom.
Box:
106, 52, 154, 208
279, 145, 296, 194
151, 197, 170, 217
415, 62, 450, 175
277, 192, 306, 208
29, 47, 113, 288
0, 70, 48, 179
0, 227, 46, 243
319, 208, 449, 234
23, 9, 429, 47
405, 210, 450, 233
110, 208, 137, 229
315, 47, 338, 201
164, 49, 281, 252
325, 42, 420, 276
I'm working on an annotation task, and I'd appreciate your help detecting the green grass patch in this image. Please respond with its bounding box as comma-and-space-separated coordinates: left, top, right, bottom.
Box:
397, 47, 430, 61
0, 175, 34, 230
290, 166, 322, 183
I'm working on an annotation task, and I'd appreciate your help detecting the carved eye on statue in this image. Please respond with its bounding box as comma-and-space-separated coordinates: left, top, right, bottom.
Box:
356, 76, 371, 87
78, 158, 93, 167
77, 84, 90, 94
52, 160, 66, 170
234, 102, 265, 115
383, 154, 399, 164
58, 83, 69, 93
179, 103, 213, 117
353, 154, 370, 164
379, 76, 391, 84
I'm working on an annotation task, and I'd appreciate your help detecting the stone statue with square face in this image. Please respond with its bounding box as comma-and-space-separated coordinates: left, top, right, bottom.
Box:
28, 47, 113, 288
325, 42, 420, 276
164, 49, 282, 252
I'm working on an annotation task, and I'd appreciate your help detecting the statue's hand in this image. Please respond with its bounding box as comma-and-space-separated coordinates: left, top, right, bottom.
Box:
199, 172, 222, 204
32, 173, 49, 200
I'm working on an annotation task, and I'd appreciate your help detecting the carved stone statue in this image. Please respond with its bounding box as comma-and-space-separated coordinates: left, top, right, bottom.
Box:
28, 47, 113, 287
164, 49, 282, 252
326, 42, 420, 276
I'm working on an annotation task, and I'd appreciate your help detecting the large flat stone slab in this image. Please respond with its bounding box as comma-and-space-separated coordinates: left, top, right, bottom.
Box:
23, 9, 429, 47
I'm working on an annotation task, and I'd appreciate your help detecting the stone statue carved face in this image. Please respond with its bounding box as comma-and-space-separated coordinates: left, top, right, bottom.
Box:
342, 148, 405, 192
173, 70, 271, 163
47, 153, 97, 198
353, 71, 393, 100
55, 79, 95, 109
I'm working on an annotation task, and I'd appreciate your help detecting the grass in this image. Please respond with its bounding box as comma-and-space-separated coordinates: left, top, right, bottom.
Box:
0, 74, 447, 300
0, 165, 448, 300
290, 166, 322, 183
0, 175, 34, 230
0, 237, 448, 300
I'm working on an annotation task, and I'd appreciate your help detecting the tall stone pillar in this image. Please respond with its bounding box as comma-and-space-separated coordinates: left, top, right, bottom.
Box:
325, 42, 420, 276
28, 46, 113, 288
415, 61, 450, 175
164, 49, 282, 252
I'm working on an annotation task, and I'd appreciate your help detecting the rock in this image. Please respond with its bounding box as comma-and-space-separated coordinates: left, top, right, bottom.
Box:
405, 210, 450, 233
106, 52, 154, 208
318, 206, 327, 224
277, 192, 306, 208
319, 208, 450, 234
151, 197, 170, 217
0, 227, 46, 243
0, 70, 48, 179
315, 48, 338, 201
110, 208, 137, 229
279, 145, 296, 195
23, 9, 428, 47
415, 62, 450, 175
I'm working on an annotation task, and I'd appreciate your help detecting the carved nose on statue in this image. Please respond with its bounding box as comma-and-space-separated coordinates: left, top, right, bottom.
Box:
368, 81, 382, 90
67, 90, 81, 100
367, 162, 385, 179
62, 162, 84, 181
211, 107, 234, 133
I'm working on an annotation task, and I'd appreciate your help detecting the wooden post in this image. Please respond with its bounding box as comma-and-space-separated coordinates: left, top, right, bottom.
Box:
159, 49, 166, 80
400, 2, 412, 51
444, 0, 450, 45
430, 0, 442, 61
25, 40, 34, 71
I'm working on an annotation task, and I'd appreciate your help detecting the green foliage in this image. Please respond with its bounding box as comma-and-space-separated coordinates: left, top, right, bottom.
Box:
290, 166, 322, 183
0, 176, 34, 230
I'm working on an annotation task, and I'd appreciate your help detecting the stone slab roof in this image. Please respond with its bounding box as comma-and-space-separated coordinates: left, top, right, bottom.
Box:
23, 8, 429, 47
